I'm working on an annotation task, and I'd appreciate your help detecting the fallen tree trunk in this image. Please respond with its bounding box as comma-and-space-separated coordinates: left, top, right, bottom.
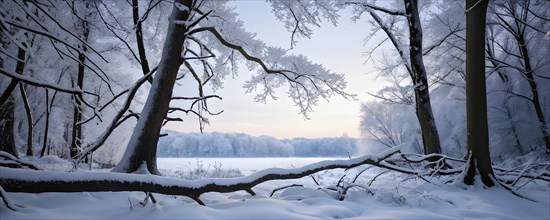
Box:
1, 146, 404, 200
3, 145, 544, 206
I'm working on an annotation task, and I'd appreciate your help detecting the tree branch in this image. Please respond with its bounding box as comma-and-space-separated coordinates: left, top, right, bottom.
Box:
73, 67, 157, 163
0, 67, 83, 95
345, 2, 407, 16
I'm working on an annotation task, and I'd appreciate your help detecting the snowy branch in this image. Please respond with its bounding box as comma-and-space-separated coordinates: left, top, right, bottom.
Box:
345, 2, 407, 16
188, 26, 355, 118
364, 9, 413, 78
0, 151, 40, 170
73, 67, 158, 164
0, 67, 83, 95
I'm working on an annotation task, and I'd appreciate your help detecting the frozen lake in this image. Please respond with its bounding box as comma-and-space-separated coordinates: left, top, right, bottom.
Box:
157, 157, 347, 173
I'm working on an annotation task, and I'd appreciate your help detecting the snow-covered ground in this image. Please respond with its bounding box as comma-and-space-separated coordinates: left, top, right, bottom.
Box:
1, 157, 549, 219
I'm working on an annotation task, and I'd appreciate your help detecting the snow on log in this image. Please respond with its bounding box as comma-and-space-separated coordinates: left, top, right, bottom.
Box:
0, 145, 402, 197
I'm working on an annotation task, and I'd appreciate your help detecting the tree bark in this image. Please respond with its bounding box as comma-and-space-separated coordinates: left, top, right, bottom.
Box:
11, 45, 34, 156
40, 90, 51, 157
404, 0, 443, 157
0, 80, 18, 108
111, 0, 191, 174
19, 83, 33, 156
70, 3, 91, 158
464, 0, 494, 187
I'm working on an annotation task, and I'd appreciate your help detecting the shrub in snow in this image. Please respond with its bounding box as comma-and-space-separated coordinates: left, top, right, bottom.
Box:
161, 159, 243, 180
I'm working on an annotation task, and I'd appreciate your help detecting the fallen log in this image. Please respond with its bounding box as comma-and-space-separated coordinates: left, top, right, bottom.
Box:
1, 146, 403, 202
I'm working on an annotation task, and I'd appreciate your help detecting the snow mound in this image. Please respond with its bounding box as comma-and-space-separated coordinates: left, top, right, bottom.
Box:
278, 187, 330, 200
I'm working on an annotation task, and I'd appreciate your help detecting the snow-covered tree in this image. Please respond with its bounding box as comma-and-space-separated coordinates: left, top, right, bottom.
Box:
0, 0, 139, 161
106, 0, 354, 174
487, 0, 550, 153
348, 0, 444, 158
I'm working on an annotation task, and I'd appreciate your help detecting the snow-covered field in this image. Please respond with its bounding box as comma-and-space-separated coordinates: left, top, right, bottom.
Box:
1, 157, 549, 219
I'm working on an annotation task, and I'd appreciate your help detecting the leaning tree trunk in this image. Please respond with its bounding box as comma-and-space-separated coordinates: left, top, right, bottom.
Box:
13, 45, 33, 156
404, 0, 443, 157
517, 34, 550, 152
464, 0, 494, 187
112, 0, 191, 174
0, 80, 17, 107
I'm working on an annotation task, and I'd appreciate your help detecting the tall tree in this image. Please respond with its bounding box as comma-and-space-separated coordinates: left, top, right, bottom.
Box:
349, 0, 443, 156
464, 0, 494, 186
70, 1, 92, 158
111, 0, 192, 174
404, 0, 442, 157
19, 82, 33, 156
489, 0, 550, 152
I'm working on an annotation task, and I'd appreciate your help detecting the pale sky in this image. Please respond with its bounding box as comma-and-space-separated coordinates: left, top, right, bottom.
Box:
165, 1, 386, 139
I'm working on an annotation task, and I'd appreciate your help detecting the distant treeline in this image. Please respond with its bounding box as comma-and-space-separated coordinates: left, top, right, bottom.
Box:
157, 131, 357, 157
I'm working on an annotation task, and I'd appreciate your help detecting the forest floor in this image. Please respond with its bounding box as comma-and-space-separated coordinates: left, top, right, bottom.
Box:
1, 155, 549, 219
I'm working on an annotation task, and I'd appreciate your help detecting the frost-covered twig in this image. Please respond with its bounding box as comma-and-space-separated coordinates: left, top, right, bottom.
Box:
270, 184, 303, 197
73, 68, 157, 164
493, 163, 550, 184
368, 170, 391, 187
0, 67, 83, 95
338, 184, 374, 201
345, 2, 407, 16
401, 153, 466, 163
187, 26, 356, 118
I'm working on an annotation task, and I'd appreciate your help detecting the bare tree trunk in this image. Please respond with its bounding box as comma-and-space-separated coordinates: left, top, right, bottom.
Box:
132, 0, 152, 83
40, 90, 50, 157
19, 83, 33, 156
464, 0, 494, 187
112, 0, 191, 174
11, 45, 34, 156
70, 63, 84, 158
70, 4, 91, 158
517, 35, 550, 152
404, 0, 443, 157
